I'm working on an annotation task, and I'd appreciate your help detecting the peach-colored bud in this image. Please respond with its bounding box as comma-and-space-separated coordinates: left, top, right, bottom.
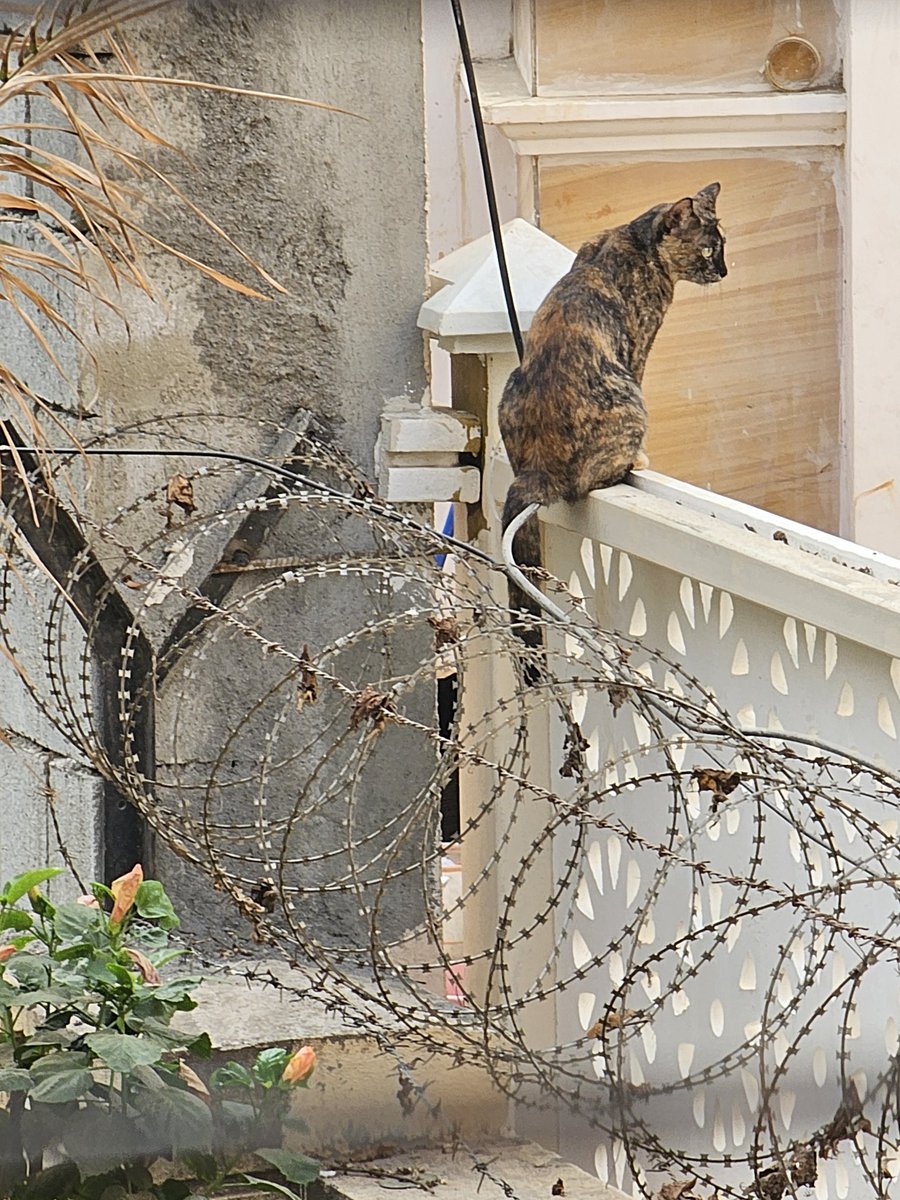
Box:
0, 944, 15, 963
110, 864, 143, 926
76, 895, 101, 909
281, 1045, 316, 1085
125, 947, 161, 986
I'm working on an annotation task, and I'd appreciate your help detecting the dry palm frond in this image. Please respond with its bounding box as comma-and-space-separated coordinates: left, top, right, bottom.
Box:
0, 0, 353, 507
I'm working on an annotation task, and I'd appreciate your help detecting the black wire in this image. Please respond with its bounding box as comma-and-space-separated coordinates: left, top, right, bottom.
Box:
6, 444, 498, 568
449, 0, 524, 363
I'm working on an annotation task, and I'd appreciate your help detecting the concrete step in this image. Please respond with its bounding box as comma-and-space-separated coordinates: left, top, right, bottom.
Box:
176, 959, 509, 1156
319, 1141, 629, 1200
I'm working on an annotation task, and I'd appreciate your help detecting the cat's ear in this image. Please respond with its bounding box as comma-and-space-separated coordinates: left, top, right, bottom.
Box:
693, 182, 721, 221
661, 197, 697, 234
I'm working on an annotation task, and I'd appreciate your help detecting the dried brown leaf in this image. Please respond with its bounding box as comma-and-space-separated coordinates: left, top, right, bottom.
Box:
658, 1181, 699, 1200
428, 614, 460, 651
789, 1144, 817, 1187
250, 878, 278, 914
124, 946, 160, 985
296, 645, 319, 711
178, 1060, 210, 1097
560, 721, 589, 778
692, 768, 742, 810
693, 768, 741, 796
166, 473, 196, 515
350, 685, 397, 735
587, 1009, 638, 1039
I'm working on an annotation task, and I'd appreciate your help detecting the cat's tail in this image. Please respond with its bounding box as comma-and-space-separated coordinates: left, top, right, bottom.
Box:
501, 470, 557, 679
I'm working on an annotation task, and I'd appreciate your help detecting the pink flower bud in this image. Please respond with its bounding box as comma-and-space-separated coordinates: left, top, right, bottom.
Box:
76, 895, 101, 909
281, 1045, 316, 1085
0, 944, 15, 963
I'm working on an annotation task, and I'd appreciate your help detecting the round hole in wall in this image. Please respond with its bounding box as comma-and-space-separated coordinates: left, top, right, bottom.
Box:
764, 36, 822, 91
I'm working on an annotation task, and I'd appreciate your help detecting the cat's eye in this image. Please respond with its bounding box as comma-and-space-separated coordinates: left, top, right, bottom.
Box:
701, 246, 714, 258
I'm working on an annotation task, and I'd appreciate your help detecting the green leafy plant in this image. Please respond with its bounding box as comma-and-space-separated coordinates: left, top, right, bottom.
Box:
0, 865, 319, 1198
185, 1045, 319, 1198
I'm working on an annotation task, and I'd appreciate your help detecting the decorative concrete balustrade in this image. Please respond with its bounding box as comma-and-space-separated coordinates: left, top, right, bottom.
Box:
419, 220, 900, 1198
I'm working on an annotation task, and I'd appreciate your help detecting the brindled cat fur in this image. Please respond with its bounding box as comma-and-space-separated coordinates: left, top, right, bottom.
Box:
499, 182, 727, 664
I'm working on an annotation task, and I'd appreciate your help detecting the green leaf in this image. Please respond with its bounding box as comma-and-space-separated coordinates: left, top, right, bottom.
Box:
218, 1099, 256, 1130
15, 1159, 80, 1199
28, 891, 55, 920
30, 1049, 91, 1072
158, 1181, 193, 1200
252, 1047, 290, 1087
25, 1028, 79, 1048
255, 1148, 320, 1186
60, 1109, 145, 1175
0, 909, 32, 932
0, 982, 23, 1006
236, 1174, 304, 1199
0, 1066, 33, 1092
53, 941, 93, 962
129, 1062, 166, 1090
90, 883, 115, 905
14, 987, 82, 1007
84, 954, 121, 986
210, 1061, 254, 1091
105, 962, 137, 988
187, 1030, 213, 1058
136, 1081, 214, 1152
134, 881, 180, 929
179, 1151, 220, 1185
6, 956, 51, 989
28, 1064, 93, 1104
3, 868, 63, 907
152, 976, 202, 1006
124, 1015, 193, 1048
84, 1030, 167, 1072
151, 947, 190, 968
53, 902, 103, 942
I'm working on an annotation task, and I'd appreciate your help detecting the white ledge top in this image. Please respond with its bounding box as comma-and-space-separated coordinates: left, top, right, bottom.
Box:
418, 218, 574, 345
544, 471, 900, 660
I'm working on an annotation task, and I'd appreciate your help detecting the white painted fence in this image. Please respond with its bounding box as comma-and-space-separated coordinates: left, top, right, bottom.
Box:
420, 220, 900, 1198
539, 471, 900, 1196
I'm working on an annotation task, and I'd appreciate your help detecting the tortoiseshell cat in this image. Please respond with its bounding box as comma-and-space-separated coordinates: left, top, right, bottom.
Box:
500, 182, 726, 660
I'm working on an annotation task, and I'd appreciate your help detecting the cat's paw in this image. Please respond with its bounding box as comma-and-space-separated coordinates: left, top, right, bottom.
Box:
632, 449, 650, 471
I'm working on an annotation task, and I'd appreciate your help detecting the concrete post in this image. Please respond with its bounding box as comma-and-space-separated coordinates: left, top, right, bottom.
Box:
418, 221, 573, 1137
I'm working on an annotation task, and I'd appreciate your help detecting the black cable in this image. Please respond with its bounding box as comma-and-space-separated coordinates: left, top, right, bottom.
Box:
4, 444, 498, 568
449, 0, 524, 363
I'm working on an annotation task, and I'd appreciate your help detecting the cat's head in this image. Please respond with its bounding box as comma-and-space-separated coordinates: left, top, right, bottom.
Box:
656, 182, 727, 285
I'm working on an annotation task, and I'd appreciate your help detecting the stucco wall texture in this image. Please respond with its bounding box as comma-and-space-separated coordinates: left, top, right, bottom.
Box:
67, 0, 434, 944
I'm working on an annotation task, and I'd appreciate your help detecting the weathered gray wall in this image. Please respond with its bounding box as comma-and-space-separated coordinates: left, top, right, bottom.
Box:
89, 0, 428, 475
120, 0, 432, 944
0, 0, 435, 947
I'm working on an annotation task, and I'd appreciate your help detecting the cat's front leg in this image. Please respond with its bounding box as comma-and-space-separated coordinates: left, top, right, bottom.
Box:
632, 447, 650, 471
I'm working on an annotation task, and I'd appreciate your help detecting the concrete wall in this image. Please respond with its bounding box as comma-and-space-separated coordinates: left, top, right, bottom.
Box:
0, 0, 436, 947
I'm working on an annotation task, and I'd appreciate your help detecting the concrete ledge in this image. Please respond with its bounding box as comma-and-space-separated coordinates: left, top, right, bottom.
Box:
319, 1141, 629, 1200
176, 961, 509, 1158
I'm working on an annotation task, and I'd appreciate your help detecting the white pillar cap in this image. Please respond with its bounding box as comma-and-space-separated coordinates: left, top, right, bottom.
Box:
418, 219, 575, 354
